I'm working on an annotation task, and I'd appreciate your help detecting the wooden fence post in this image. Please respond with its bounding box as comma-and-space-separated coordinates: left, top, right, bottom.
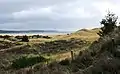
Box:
71, 50, 74, 61
111, 38, 115, 53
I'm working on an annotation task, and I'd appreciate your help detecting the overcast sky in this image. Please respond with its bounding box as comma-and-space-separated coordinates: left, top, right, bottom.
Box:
0, 0, 120, 31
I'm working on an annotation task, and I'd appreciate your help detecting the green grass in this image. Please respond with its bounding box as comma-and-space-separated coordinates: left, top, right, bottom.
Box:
11, 54, 49, 69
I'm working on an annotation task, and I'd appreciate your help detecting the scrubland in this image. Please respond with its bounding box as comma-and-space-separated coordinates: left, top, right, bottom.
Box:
0, 28, 100, 74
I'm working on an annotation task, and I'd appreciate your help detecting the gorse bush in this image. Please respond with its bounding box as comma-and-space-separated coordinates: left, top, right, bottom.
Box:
11, 54, 48, 69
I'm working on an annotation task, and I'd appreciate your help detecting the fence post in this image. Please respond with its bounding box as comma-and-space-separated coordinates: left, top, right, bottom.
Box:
111, 38, 115, 53
71, 50, 74, 61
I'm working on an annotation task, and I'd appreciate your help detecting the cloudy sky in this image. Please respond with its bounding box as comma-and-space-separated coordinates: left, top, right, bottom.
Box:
0, 0, 120, 31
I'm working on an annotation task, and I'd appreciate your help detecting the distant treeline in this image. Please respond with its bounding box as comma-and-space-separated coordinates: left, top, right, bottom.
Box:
0, 35, 51, 42
0, 30, 59, 33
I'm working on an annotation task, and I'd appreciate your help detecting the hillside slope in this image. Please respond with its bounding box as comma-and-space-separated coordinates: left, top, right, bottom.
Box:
73, 27, 120, 74
51, 28, 100, 42
30, 27, 120, 74
0, 28, 105, 74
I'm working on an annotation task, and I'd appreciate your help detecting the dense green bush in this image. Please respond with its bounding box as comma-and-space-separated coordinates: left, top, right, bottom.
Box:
98, 11, 118, 36
59, 59, 70, 66
22, 35, 29, 42
11, 54, 48, 69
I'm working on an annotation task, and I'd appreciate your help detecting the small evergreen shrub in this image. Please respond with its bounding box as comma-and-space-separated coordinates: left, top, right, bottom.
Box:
59, 59, 70, 66
22, 35, 29, 42
11, 54, 48, 69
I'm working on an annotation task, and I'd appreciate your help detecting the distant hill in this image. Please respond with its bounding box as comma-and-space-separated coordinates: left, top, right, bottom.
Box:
0, 30, 60, 33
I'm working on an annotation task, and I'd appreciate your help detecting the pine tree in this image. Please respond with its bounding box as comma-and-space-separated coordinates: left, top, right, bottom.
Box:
97, 11, 118, 36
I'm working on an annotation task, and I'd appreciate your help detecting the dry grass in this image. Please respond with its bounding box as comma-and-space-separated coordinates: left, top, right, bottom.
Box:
50, 28, 99, 42
0, 28, 100, 74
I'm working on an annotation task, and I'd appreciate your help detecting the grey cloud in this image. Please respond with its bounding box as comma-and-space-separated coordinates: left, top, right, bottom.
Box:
0, 0, 118, 30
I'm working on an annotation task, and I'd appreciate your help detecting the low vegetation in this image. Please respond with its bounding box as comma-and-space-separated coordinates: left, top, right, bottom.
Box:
11, 54, 49, 69
1, 12, 120, 74
0, 31, 95, 74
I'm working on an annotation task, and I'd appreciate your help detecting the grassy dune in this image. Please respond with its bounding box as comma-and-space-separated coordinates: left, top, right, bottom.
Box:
0, 28, 99, 74
51, 28, 99, 42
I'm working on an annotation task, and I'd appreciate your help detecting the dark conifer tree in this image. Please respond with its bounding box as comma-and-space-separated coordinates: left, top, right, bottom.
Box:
97, 11, 118, 36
